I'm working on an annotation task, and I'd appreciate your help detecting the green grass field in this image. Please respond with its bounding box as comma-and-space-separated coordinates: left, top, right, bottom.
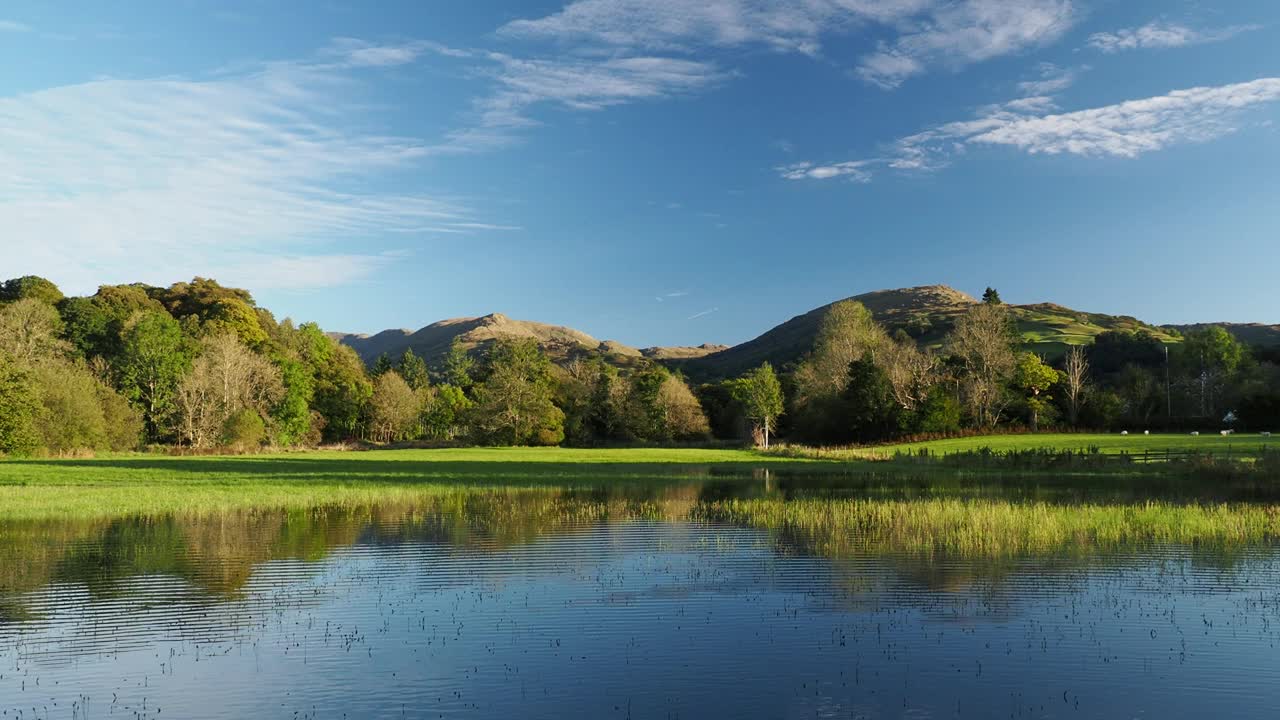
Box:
1, 438, 1274, 521
0, 448, 818, 520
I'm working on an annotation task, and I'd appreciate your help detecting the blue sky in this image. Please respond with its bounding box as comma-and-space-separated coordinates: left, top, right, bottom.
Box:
2, 1, 1279, 348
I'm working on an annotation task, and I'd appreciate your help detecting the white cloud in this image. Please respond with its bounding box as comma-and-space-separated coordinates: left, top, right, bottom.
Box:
778, 160, 875, 182
320, 38, 475, 67
1088, 21, 1261, 53
497, 0, 883, 54
501, 0, 1078, 88
1016, 62, 1081, 96
687, 307, 719, 320
0, 50, 503, 294
782, 77, 1280, 181
857, 0, 1077, 88
435, 53, 727, 153
0, 20, 31, 32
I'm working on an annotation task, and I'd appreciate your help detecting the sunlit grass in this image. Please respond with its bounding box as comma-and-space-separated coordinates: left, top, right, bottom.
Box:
700, 497, 1280, 558
776, 433, 1277, 460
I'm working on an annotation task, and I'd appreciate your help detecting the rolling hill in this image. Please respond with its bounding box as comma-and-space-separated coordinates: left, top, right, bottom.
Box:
673, 286, 1181, 379
333, 313, 725, 368
1165, 323, 1280, 348
337, 285, 1259, 381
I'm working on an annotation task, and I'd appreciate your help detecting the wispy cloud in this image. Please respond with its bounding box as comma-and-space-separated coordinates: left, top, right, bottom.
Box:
1016, 62, 1082, 96
0, 19, 31, 32
782, 78, 1280, 182
434, 53, 727, 154
687, 307, 718, 320
500, 0, 1079, 89
855, 0, 1077, 89
655, 291, 688, 302
1088, 21, 1261, 53
319, 38, 476, 68
0, 46, 507, 294
777, 160, 874, 182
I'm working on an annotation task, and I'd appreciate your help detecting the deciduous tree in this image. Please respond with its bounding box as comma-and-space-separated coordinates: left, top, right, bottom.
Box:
1062, 345, 1089, 426
947, 302, 1018, 428
730, 363, 784, 448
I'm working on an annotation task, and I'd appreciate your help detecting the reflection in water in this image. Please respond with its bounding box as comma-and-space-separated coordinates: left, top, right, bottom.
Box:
3, 477, 1280, 718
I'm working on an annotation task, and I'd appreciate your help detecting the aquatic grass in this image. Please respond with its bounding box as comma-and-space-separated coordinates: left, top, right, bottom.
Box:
771, 432, 1278, 461
698, 497, 1280, 559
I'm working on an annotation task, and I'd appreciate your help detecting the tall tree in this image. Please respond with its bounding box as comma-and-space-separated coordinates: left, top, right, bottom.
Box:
371, 353, 394, 377
880, 338, 938, 413
368, 371, 421, 443
792, 300, 888, 441
947, 302, 1018, 428
1178, 326, 1245, 418
0, 354, 40, 456
442, 338, 475, 390
118, 311, 192, 439
841, 353, 900, 442
1062, 345, 1089, 426
469, 339, 564, 446
0, 276, 64, 305
657, 374, 711, 441
172, 334, 283, 448
0, 298, 71, 363
270, 358, 315, 446
397, 348, 430, 390
730, 363, 784, 448
1014, 353, 1060, 431
981, 287, 1002, 305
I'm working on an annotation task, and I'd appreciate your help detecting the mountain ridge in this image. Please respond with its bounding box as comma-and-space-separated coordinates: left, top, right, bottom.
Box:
335, 285, 1279, 379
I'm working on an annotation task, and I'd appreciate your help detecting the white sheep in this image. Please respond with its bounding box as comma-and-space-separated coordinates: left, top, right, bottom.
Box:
1190, 431, 1200, 436
1144, 430, 1150, 435
1263, 432, 1273, 438
1220, 430, 1232, 437
1120, 430, 1129, 436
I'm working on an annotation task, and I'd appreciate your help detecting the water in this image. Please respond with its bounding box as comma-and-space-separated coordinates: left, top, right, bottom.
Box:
3, 479, 1280, 719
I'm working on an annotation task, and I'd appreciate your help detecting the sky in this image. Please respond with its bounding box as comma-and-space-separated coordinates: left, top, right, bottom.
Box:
2, 1, 1279, 348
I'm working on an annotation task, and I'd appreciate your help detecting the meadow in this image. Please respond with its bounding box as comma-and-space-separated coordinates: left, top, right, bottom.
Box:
0, 437, 1274, 523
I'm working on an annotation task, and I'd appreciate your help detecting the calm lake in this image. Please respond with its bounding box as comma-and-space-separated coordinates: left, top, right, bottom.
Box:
3, 474, 1280, 719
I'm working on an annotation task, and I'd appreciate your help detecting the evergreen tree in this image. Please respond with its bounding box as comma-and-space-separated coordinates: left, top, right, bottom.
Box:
841, 353, 900, 443
442, 338, 475, 390
982, 287, 1003, 305
371, 353, 393, 377
397, 348, 430, 390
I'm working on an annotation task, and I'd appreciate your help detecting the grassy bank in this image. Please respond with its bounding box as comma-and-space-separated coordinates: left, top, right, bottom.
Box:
783, 432, 1277, 460
2, 441, 1275, 522
0, 448, 816, 520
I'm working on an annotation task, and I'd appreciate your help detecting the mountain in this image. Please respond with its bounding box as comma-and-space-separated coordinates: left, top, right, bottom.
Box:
676, 286, 1181, 380
333, 313, 725, 368
337, 285, 1255, 381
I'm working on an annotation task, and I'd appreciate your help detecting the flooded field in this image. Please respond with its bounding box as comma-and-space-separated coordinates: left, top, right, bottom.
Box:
3, 475, 1280, 718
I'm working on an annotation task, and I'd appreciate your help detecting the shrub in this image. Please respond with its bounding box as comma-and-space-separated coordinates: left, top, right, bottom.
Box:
221, 409, 266, 452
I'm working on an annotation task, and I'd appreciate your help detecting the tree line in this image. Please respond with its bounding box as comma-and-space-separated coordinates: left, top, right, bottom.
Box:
0, 276, 1275, 457
761, 289, 1279, 445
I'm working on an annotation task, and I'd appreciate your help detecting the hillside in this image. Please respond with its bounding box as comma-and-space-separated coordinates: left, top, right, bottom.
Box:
677, 286, 1181, 380
1166, 323, 1280, 348
338, 286, 1245, 381
335, 313, 725, 368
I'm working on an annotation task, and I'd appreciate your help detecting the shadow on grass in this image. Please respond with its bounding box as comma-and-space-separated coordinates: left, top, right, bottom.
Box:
3, 455, 815, 483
